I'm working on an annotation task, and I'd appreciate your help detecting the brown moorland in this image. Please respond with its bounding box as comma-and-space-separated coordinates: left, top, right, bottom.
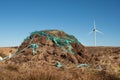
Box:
0, 30, 119, 80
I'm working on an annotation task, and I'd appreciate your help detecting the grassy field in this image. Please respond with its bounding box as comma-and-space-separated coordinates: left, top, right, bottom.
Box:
0, 46, 120, 80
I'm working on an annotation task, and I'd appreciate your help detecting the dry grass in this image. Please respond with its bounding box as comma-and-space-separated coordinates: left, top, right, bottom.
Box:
0, 46, 120, 80
0, 64, 120, 80
0, 47, 17, 57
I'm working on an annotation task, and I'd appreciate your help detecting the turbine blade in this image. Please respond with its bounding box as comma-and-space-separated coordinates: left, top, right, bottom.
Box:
96, 30, 104, 34
94, 20, 96, 29
88, 31, 93, 35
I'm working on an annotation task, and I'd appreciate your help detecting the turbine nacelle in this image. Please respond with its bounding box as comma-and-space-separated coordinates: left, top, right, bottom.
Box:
93, 29, 96, 32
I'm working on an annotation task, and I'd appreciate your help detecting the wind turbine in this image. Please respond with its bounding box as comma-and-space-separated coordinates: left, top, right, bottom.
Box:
89, 20, 103, 46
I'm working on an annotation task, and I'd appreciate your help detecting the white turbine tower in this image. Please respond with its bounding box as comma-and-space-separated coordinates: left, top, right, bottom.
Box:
89, 20, 103, 46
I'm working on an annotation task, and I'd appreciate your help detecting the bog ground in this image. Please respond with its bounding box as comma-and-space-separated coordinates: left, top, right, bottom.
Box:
0, 30, 120, 80
0, 46, 120, 80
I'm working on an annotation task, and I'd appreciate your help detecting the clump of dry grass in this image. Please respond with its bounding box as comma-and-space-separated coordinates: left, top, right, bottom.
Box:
0, 51, 6, 57
0, 63, 120, 80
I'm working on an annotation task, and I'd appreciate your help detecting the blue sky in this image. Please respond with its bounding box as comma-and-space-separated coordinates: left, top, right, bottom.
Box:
0, 0, 120, 47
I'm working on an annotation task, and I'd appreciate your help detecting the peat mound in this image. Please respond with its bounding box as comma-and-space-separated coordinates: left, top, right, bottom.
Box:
7, 30, 89, 67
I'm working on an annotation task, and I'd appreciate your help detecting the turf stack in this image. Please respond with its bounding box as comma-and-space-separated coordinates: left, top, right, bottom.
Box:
8, 30, 89, 67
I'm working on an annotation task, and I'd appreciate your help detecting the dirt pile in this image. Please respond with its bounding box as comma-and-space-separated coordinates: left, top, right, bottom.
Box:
6, 30, 89, 67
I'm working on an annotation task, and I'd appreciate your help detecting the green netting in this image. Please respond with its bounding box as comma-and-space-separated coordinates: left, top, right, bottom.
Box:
77, 64, 89, 68
30, 31, 50, 40
24, 36, 30, 41
31, 44, 38, 55
24, 30, 81, 54
55, 62, 62, 68
31, 44, 38, 49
